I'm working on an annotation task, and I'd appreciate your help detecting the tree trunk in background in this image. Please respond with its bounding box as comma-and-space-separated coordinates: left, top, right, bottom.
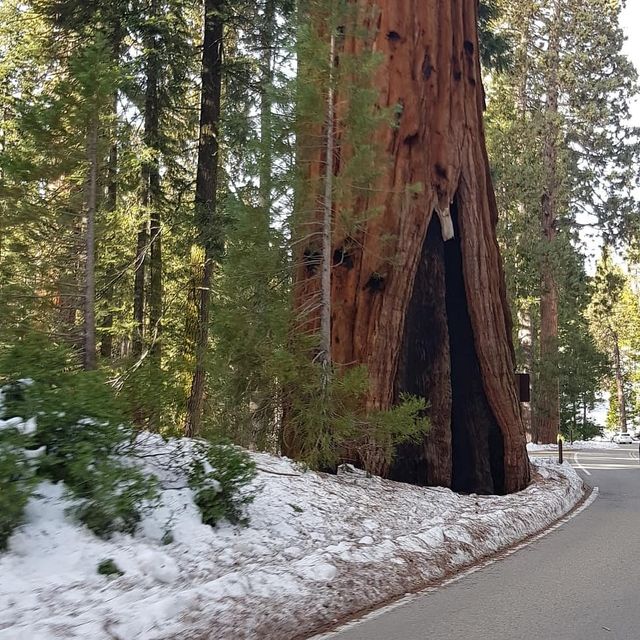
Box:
83, 118, 98, 370
612, 333, 627, 432
250, 0, 277, 440
132, 219, 147, 358
259, 0, 275, 224
287, 0, 530, 494
146, 22, 162, 366
184, 0, 224, 438
319, 32, 335, 373
534, 0, 561, 444
100, 24, 122, 359
100, 93, 118, 359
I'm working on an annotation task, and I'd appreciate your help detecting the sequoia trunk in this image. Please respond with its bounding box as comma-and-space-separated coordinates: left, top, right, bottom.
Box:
289, 0, 530, 493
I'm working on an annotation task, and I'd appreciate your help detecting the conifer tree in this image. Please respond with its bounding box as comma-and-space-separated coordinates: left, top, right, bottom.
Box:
285, 0, 530, 494
486, 0, 638, 443
588, 253, 640, 434
185, 0, 224, 437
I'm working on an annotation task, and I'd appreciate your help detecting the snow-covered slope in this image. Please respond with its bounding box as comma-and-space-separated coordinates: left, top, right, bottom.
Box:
0, 437, 585, 640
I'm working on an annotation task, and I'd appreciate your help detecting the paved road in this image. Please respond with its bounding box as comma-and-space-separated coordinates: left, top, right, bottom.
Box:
327, 445, 640, 640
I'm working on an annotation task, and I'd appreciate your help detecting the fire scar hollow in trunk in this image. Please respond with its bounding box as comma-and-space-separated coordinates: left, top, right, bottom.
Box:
289, 0, 530, 494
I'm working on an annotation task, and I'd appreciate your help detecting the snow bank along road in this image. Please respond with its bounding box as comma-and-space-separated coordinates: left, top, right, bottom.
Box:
0, 436, 583, 640
323, 446, 639, 640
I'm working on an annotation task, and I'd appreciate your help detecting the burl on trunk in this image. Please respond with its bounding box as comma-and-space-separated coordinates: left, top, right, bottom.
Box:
287, 0, 530, 494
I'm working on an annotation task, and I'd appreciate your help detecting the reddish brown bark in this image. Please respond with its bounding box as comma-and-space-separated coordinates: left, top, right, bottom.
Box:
288, 0, 530, 493
534, 0, 561, 445
535, 267, 559, 443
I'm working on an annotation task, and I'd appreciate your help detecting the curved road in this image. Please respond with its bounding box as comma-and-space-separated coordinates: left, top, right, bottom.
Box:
325, 446, 640, 640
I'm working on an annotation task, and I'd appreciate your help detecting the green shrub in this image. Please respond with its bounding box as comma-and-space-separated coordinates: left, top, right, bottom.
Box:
0, 409, 39, 549
70, 461, 158, 537
189, 442, 256, 527
0, 443, 36, 549
97, 558, 124, 577
283, 362, 429, 473
0, 333, 157, 540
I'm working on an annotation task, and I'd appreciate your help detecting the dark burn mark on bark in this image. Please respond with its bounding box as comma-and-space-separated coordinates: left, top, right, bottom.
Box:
390, 202, 506, 494
365, 272, 385, 292
422, 52, 434, 79
387, 31, 401, 42
303, 246, 321, 276
463, 40, 474, 55
333, 246, 354, 269
391, 215, 452, 487
445, 199, 504, 494
453, 70, 462, 81
435, 163, 448, 179
404, 132, 419, 146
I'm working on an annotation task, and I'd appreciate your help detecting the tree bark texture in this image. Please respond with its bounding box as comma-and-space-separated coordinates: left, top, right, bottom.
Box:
132, 219, 147, 358
534, 0, 561, 444
259, 0, 275, 224
100, 24, 122, 359
146, 49, 162, 365
100, 93, 118, 359
288, 1, 530, 493
185, 0, 224, 438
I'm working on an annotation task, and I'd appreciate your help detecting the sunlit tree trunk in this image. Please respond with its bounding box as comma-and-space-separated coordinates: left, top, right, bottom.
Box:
100, 23, 122, 360
100, 92, 118, 359
185, 0, 224, 437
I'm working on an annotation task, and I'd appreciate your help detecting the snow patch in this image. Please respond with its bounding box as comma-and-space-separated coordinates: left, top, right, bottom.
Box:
0, 434, 585, 640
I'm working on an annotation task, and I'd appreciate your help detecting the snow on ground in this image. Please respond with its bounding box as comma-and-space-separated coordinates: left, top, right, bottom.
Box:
527, 440, 621, 451
0, 434, 586, 640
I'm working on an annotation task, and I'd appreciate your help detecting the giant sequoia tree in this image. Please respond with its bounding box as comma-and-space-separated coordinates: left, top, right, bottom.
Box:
287, 0, 530, 494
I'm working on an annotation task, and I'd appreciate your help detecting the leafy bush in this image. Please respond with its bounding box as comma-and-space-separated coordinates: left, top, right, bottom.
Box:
97, 558, 124, 577
283, 363, 429, 474
70, 461, 158, 537
0, 407, 40, 549
0, 333, 157, 540
0, 441, 36, 549
189, 442, 256, 527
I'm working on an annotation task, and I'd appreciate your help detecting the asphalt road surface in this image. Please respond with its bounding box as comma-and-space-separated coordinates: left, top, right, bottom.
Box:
326, 445, 640, 640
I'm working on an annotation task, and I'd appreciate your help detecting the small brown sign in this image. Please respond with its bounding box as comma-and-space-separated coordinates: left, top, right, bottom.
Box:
516, 372, 530, 403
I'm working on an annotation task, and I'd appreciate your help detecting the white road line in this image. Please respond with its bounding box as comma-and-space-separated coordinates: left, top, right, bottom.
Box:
310, 487, 599, 640
573, 452, 591, 476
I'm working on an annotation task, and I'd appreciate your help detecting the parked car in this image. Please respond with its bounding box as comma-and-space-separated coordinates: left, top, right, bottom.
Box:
612, 432, 634, 444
